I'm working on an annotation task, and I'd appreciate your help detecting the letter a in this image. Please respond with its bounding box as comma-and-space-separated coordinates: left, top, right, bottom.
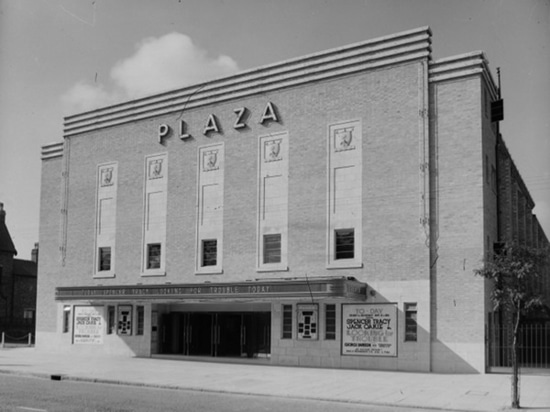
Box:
203, 114, 220, 135
259, 102, 279, 124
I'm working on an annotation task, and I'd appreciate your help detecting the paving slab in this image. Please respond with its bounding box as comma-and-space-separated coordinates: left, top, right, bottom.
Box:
0, 347, 549, 411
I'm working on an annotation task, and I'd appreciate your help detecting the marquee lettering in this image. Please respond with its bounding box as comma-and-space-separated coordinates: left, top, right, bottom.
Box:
179, 120, 191, 140
203, 114, 220, 135
259, 101, 278, 124
233, 107, 247, 129
156, 102, 280, 142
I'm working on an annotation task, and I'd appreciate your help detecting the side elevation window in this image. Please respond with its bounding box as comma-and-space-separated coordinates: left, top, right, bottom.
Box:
98, 247, 111, 272
325, 304, 336, 340
136, 306, 145, 336
62, 306, 71, 333
202, 239, 217, 267
404, 303, 418, 342
107, 306, 116, 335
147, 243, 161, 269
335, 229, 354, 260
282, 304, 292, 339
263, 234, 282, 264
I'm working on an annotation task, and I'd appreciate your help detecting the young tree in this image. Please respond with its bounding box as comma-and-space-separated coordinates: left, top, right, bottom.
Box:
475, 243, 548, 409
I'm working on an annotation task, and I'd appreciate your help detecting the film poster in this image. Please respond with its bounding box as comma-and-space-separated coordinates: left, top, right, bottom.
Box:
73, 306, 104, 344
342, 303, 397, 356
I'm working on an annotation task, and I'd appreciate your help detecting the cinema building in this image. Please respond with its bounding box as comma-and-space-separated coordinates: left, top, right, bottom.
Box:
37, 27, 549, 373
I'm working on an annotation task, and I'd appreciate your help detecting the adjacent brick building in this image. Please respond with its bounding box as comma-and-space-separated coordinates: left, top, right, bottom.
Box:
37, 27, 549, 373
0, 203, 38, 338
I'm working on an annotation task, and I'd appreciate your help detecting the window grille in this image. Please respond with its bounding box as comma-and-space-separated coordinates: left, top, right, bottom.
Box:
263, 234, 282, 264
202, 239, 217, 267
147, 244, 161, 269
335, 229, 354, 260
325, 304, 336, 340
98, 247, 111, 271
282, 305, 292, 339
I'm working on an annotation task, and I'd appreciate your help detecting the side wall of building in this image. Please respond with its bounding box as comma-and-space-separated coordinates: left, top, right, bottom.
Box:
36, 153, 64, 350
429, 76, 488, 373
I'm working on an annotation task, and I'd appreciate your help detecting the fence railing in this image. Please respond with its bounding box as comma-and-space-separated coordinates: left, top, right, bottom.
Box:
0, 332, 34, 347
488, 324, 550, 369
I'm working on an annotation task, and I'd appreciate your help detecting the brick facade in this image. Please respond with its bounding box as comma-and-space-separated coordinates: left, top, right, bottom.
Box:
37, 27, 549, 373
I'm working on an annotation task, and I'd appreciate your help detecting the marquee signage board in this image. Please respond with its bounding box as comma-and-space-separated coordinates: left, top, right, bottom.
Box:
341, 303, 397, 357
73, 305, 104, 344
56, 278, 367, 302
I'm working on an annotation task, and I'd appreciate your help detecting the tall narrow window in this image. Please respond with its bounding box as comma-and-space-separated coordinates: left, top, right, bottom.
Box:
147, 243, 161, 269
485, 155, 490, 184
95, 162, 117, 277
196, 144, 224, 274
263, 234, 282, 264
282, 305, 292, 339
62, 305, 71, 333
142, 153, 167, 276
201, 239, 217, 267
404, 303, 418, 342
327, 120, 362, 268
325, 304, 336, 340
258, 132, 288, 271
107, 306, 115, 335
136, 306, 145, 336
98, 247, 111, 272
335, 229, 354, 260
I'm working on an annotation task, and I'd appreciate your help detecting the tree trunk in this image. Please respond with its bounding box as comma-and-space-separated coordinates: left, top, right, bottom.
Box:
511, 310, 521, 409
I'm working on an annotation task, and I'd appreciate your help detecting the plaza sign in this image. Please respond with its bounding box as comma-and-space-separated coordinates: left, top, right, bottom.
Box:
157, 101, 279, 143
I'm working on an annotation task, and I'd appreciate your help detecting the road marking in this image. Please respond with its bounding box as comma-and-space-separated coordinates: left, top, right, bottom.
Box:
16, 407, 48, 412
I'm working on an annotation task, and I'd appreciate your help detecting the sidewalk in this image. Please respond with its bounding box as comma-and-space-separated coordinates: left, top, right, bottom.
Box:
1, 347, 549, 411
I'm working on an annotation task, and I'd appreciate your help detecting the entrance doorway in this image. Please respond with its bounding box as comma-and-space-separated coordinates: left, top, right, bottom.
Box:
160, 312, 271, 358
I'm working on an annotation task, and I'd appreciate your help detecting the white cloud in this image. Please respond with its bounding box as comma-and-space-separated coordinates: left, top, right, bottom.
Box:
61, 81, 118, 114
62, 33, 240, 114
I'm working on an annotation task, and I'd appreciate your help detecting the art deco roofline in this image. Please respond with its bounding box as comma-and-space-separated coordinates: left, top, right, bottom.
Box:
428, 51, 499, 98
63, 26, 432, 137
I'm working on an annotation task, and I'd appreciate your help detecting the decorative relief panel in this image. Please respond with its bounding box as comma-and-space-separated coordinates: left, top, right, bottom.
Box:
334, 127, 356, 152
100, 167, 115, 187
264, 139, 283, 162
148, 158, 164, 180
202, 149, 219, 172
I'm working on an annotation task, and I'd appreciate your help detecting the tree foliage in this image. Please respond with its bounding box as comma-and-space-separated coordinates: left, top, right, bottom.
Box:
475, 242, 548, 409
475, 243, 547, 318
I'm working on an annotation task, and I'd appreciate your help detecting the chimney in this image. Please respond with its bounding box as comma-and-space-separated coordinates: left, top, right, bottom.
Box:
31, 242, 39, 263
0, 202, 5, 223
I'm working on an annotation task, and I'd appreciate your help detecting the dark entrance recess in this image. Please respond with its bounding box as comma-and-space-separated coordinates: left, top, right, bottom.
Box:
160, 312, 271, 358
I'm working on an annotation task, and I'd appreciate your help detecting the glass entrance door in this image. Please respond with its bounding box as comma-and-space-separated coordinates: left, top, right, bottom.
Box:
163, 311, 271, 358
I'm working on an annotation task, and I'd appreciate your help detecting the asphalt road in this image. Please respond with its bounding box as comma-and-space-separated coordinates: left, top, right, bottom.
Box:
0, 373, 453, 412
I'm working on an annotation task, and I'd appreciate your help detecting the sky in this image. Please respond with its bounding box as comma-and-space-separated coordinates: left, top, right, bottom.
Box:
0, 0, 549, 259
